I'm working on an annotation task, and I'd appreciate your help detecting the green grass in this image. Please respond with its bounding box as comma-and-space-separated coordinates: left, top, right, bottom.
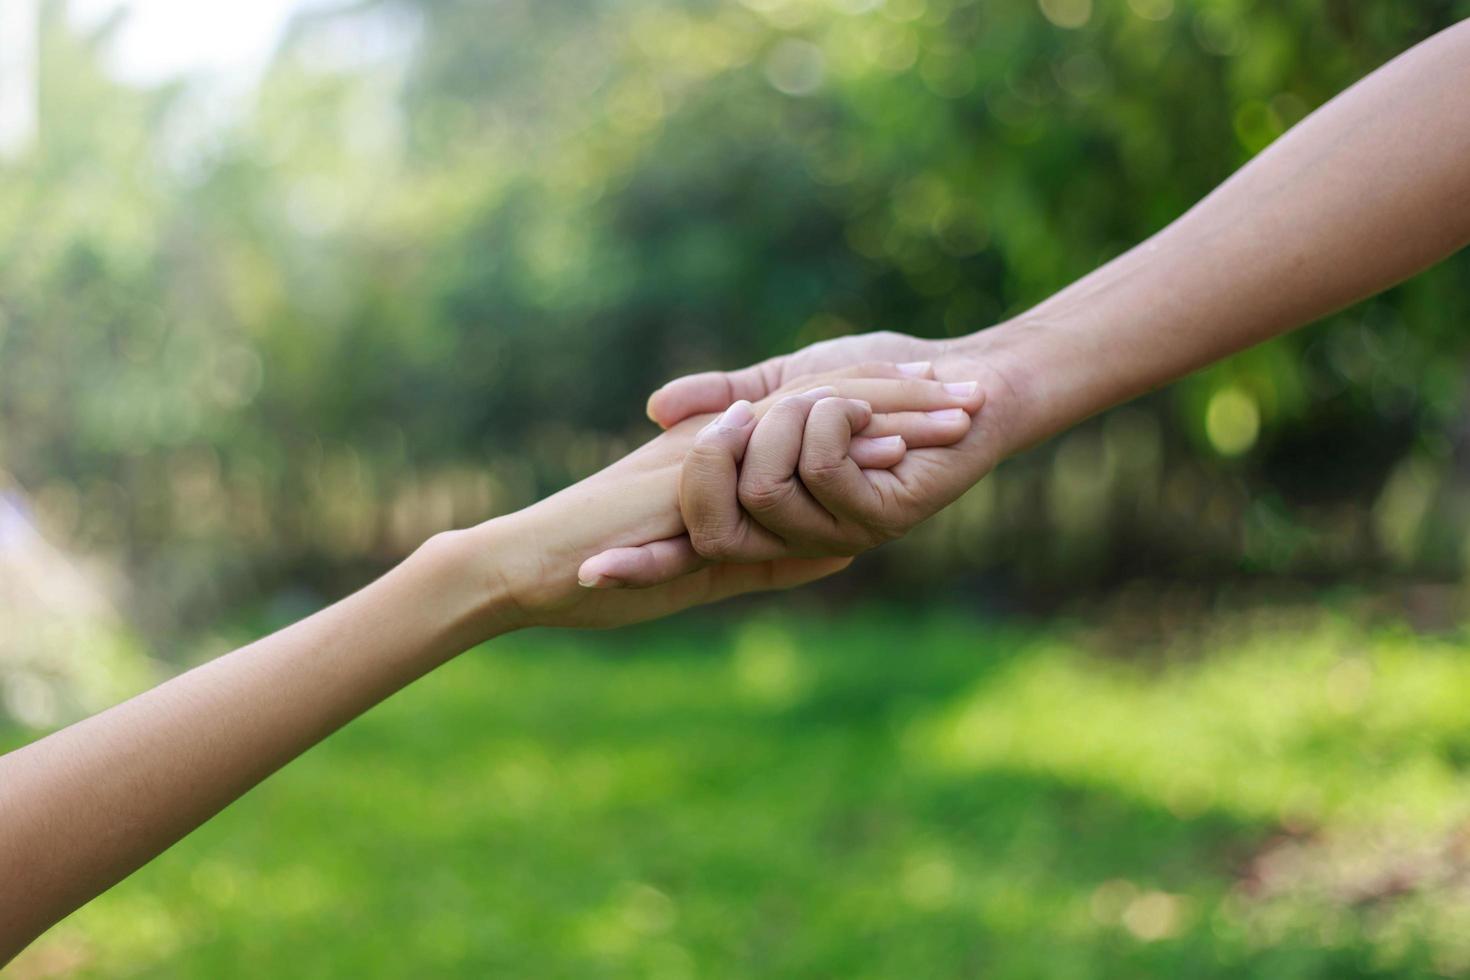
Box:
10, 605, 1470, 978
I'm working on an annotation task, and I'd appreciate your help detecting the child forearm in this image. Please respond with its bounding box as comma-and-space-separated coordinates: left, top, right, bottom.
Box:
0, 528, 511, 961
0, 368, 955, 961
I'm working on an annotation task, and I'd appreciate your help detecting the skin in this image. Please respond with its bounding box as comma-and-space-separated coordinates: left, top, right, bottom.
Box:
577, 379, 986, 586
0, 368, 980, 964
594, 18, 1470, 584
5, 16, 1469, 966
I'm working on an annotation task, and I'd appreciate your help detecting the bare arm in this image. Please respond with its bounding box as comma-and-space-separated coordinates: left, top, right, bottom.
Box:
0, 370, 977, 962
636, 20, 1470, 559
0, 535, 510, 959
979, 17, 1470, 453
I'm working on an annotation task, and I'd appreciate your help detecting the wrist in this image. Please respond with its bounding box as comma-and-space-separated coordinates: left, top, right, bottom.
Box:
950, 302, 1144, 458
940, 321, 1050, 459
406, 522, 533, 643
447, 435, 688, 629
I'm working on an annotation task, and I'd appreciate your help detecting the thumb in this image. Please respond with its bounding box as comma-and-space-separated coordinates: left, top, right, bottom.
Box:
578, 535, 706, 589
646, 357, 785, 429
579, 401, 763, 589
679, 400, 785, 563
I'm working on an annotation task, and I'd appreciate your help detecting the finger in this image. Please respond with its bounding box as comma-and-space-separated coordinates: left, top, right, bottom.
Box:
848, 434, 906, 469
646, 357, 785, 429
811, 378, 983, 415
798, 397, 888, 526
736, 392, 848, 549
856, 406, 972, 449
857, 396, 1002, 533
578, 536, 706, 589
742, 391, 823, 485
680, 400, 788, 562
649, 357, 941, 429
897, 360, 935, 379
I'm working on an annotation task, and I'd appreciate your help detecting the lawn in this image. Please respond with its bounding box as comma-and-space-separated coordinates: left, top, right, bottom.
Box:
9, 603, 1470, 978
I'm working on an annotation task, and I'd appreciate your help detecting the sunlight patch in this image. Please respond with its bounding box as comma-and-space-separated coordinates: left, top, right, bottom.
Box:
906, 624, 1470, 828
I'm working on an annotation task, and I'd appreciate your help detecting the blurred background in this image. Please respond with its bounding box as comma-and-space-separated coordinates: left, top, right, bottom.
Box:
5, 0, 1470, 976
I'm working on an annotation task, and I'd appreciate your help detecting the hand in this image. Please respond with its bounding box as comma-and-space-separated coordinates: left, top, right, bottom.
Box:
645, 331, 945, 429
573, 331, 1021, 592
645, 325, 1034, 446
576, 369, 988, 588
472, 364, 980, 628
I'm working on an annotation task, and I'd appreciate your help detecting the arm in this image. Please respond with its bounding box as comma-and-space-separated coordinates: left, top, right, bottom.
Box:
0, 369, 975, 962
646, 20, 1470, 491
0, 480, 828, 963
974, 16, 1470, 453
0, 533, 517, 961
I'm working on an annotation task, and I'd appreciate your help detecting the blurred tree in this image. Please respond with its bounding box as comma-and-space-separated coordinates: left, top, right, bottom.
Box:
2, 0, 1469, 665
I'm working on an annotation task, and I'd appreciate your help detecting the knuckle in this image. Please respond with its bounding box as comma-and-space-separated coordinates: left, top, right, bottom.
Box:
798, 451, 848, 487
806, 396, 838, 419
685, 442, 728, 468
689, 525, 741, 561
811, 396, 856, 425
739, 476, 792, 514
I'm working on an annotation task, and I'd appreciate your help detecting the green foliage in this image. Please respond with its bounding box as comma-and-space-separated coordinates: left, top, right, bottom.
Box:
10, 607, 1470, 977
2, 1, 1470, 646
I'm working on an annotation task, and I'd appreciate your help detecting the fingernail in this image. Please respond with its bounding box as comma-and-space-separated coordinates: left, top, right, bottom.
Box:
944, 381, 979, 398
802, 386, 837, 399
578, 572, 622, 588
927, 408, 967, 422
870, 435, 904, 450
719, 400, 755, 427
897, 361, 931, 376
852, 399, 872, 413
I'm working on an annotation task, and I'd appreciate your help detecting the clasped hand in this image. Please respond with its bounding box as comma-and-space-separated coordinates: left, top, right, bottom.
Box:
577, 361, 987, 591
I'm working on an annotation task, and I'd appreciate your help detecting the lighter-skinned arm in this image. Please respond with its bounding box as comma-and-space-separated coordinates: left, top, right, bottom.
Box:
640, 20, 1470, 549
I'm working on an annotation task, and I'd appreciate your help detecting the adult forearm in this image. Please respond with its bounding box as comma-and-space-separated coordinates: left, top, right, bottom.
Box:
0, 528, 513, 963
968, 19, 1470, 455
